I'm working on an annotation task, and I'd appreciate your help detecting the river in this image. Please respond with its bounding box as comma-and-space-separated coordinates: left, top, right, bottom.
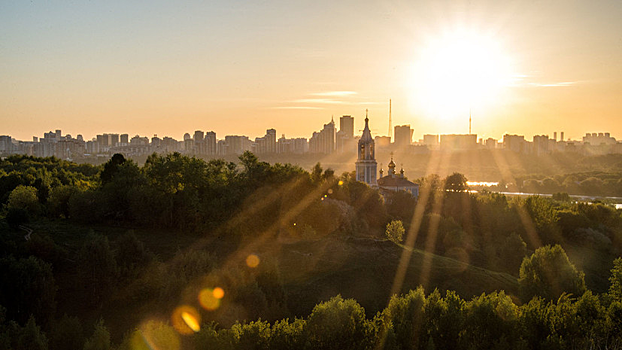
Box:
490, 191, 622, 209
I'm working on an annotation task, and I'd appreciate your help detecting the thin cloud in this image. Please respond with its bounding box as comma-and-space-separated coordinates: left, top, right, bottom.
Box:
293, 99, 346, 104
528, 81, 576, 87
271, 106, 324, 110
356, 101, 383, 105
311, 91, 358, 97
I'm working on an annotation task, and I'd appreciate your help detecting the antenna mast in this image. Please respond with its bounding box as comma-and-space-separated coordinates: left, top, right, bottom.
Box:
388, 99, 392, 140
469, 108, 472, 135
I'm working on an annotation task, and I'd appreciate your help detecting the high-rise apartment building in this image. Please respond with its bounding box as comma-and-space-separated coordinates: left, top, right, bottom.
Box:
503, 134, 526, 153
394, 125, 413, 147
205, 131, 217, 155
340, 115, 354, 139
440, 134, 477, 151
309, 118, 335, 154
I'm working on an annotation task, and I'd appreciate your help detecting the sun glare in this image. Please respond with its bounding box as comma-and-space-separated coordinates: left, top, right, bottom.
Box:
410, 30, 515, 123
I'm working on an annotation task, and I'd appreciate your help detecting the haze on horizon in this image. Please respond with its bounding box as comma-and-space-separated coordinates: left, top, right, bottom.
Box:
1, 0, 621, 142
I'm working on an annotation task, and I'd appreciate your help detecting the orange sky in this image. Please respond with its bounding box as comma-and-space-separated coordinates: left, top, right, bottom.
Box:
1, 1, 621, 142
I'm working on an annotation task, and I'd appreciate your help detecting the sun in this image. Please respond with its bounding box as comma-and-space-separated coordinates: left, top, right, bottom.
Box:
409, 29, 515, 124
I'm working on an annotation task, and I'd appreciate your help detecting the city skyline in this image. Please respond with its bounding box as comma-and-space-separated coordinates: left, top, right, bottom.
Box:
4, 120, 620, 145
2, 1, 622, 141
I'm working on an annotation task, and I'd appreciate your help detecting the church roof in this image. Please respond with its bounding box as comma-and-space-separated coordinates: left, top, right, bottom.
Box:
359, 110, 373, 143
377, 175, 418, 188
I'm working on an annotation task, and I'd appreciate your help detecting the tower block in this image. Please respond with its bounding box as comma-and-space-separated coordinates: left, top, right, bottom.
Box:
355, 110, 378, 185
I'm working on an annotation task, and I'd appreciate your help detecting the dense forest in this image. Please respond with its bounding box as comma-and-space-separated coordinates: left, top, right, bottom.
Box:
1, 153, 622, 349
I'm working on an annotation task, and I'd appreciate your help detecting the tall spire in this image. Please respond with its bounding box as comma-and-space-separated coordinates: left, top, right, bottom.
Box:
361, 109, 372, 141
469, 108, 472, 135
388, 99, 392, 140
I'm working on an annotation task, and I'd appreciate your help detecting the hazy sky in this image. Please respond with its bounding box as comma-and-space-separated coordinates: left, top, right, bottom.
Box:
1, 0, 621, 142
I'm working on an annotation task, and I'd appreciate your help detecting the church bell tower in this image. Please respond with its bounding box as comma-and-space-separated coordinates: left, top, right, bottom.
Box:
356, 110, 377, 185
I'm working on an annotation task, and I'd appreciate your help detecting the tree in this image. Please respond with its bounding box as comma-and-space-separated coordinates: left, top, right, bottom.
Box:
114, 231, 154, 281
522, 196, 561, 244
519, 244, 586, 302
75, 232, 118, 306
0, 256, 57, 326
47, 185, 79, 218
610, 257, 622, 301
118, 320, 179, 350
303, 295, 375, 350
382, 288, 426, 350
100, 153, 126, 185
17, 316, 48, 350
443, 173, 468, 193
49, 314, 84, 350
385, 220, 405, 244
498, 234, 527, 275
7, 185, 39, 214
83, 319, 112, 350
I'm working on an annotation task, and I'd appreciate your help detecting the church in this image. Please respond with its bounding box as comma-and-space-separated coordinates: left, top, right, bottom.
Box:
355, 112, 419, 198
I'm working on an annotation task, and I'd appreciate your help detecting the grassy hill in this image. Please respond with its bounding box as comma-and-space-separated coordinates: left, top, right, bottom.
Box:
273, 236, 519, 317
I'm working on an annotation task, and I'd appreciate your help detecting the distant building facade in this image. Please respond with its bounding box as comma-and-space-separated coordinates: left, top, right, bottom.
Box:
394, 125, 413, 147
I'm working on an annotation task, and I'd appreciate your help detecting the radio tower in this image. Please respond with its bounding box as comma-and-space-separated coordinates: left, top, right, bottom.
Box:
469, 108, 472, 135
388, 99, 392, 140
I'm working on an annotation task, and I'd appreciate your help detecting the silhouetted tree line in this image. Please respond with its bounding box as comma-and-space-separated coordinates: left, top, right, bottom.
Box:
1, 254, 621, 349
517, 171, 622, 197
1, 153, 622, 348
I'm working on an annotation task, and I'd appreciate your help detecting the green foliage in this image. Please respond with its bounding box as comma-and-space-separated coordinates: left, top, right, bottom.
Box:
443, 172, 468, 192
113, 231, 154, 281
462, 291, 520, 348
118, 320, 179, 350
100, 153, 126, 185
0, 256, 57, 326
383, 287, 426, 349
610, 257, 622, 301
76, 232, 118, 306
17, 316, 48, 350
498, 234, 527, 275
303, 295, 375, 350
159, 249, 215, 301
49, 314, 85, 350
5, 207, 29, 227
522, 196, 561, 244
7, 185, 40, 213
385, 220, 405, 244
519, 245, 586, 302
552, 192, 570, 202
69, 189, 107, 223
83, 319, 112, 350
47, 184, 79, 218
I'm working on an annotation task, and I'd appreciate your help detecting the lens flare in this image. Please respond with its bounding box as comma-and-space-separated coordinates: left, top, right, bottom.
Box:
246, 254, 260, 268
199, 288, 221, 311
213, 287, 225, 299
181, 312, 200, 332
171, 306, 201, 335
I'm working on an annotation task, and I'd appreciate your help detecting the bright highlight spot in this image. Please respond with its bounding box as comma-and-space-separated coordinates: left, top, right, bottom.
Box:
132, 320, 181, 350
409, 29, 516, 124
338, 180, 344, 186
246, 254, 260, 268
213, 287, 225, 299
171, 306, 201, 335
199, 288, 222, 311
181, 312, 201, 332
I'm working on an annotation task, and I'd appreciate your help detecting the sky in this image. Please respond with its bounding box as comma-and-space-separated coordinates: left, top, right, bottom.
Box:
1, 0, 621, 142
